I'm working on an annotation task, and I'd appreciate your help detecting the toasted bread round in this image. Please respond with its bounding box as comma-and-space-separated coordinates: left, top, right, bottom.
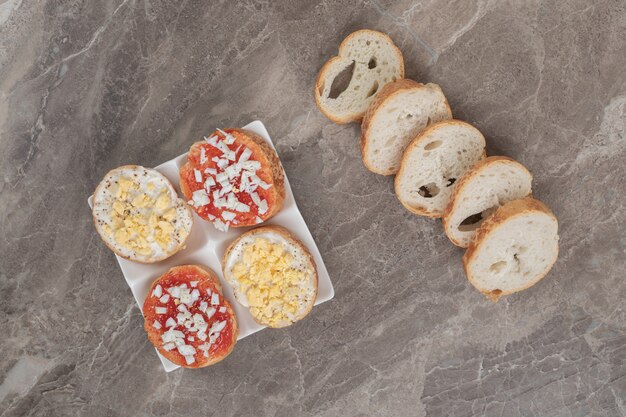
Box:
179, 128, 285, 231
361, 79, 453, 175
143, 265, 238, 368
463, 197, 559, 302
314, 29, 405, 124
222, 225, 318, 328
443, 156, 533, 247
92, 165, 193, 263
394, 120, 485, 217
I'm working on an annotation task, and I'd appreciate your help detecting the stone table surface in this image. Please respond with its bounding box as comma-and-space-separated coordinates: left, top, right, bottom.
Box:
1, 0, 625, 416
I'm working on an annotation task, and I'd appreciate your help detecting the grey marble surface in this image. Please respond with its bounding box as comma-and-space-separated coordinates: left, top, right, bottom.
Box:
1, 0, 625, 416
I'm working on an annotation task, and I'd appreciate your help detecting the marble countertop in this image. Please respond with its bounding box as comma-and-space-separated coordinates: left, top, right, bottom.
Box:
1, 1, 625, 416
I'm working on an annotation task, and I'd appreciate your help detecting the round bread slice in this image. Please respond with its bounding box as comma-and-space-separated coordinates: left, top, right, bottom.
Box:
394, 120, 486, 217
179, 128, 285, 231
463, 197, 559, 302
361, 79, 453, 175
92, 165, 193, 263
143, 265, 238, 368
222, 225, 318, 328
314, 29, 404, 124
443, 156, 533, 248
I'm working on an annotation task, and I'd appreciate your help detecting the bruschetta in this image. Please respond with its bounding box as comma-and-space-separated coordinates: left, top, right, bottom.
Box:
143, 265, 238, 368
179, 128, 285, 231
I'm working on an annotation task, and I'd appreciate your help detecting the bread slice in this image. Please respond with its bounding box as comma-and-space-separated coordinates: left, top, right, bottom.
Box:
179, 128, 285, 231
463, 197, 559, 302
92, 165, 194, 263
443, 156, 533, 247
222, 225, 318, 328
314, 29, 404, 124
143, 265, 238, 368
394, 120, 485, 217
361, 79, 453, 175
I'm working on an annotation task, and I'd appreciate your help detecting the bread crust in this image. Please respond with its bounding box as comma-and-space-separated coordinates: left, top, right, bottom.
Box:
92, 165, 194, 263
442, 156, 532, 247
221, 225, 318, 328
314, 56, 349, 124
143, 265, 239, 368
462, 197, 559, 302
180, 128, 285, 227
361, 80, 453, 176
393, 120, 485, 217
314, 29, 405, 124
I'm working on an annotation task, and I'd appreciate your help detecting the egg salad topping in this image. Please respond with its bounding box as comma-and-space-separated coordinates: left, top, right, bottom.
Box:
104, 176, 180, 256
232, 237, 312, 327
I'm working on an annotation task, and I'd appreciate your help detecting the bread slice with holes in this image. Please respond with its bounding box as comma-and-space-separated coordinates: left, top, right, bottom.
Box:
314, 30, 404, 124
222, 225, 318, 328
463, 197, 559, 302
361, 80, 453, 175
443, 156, 533, 248
394, 120, 485, 217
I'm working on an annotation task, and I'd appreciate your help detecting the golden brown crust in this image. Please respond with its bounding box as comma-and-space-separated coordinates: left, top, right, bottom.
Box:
314, 56, 349, 124
314, 30, 405, 124
229, 128, 286, 223
442, 156, 532, 247
462, 197, 559, 302
178, 161, 194, 203
180, 128, 285, 227
393, 120, 485, 217
143, 265, 239, 368
221, 225, 318, 328
92, 165, 193, 263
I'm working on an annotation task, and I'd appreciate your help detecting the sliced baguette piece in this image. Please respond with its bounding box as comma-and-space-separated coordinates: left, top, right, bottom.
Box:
179, 128, 285, 230
394, 120, 486, 217
143, 265, 238, 368
92, 165, 194, 263
314, 29, 404, 124
443, 156, 533, 248
361, 79, 453, 175
463, 197, 559, 302
222, 225, 318, 328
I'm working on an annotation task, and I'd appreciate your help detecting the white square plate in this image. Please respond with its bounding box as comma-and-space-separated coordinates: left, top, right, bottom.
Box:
88, 120, 334, 372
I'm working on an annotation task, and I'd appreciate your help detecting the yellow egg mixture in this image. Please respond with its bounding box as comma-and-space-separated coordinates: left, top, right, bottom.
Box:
232, 238, 311, 326
101, 177, 178, 256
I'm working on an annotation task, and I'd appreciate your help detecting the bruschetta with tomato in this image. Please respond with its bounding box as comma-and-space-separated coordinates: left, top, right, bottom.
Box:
179, 128, 285, 231
143, 265, 238, 368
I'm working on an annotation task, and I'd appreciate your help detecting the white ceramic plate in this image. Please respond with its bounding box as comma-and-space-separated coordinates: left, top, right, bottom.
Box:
88, 120, 334, 372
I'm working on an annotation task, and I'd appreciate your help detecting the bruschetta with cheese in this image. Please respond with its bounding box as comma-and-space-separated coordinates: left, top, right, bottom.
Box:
143, 265, 238, 368
179, 128, 285, 232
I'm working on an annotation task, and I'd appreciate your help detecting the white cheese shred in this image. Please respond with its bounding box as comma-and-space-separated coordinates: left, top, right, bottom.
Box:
192, 189, 210, 207
194, 169, 203, 183
152, 285, 162, 298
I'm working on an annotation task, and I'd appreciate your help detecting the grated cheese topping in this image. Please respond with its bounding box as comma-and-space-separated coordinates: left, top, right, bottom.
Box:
186, 129, 273, 231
